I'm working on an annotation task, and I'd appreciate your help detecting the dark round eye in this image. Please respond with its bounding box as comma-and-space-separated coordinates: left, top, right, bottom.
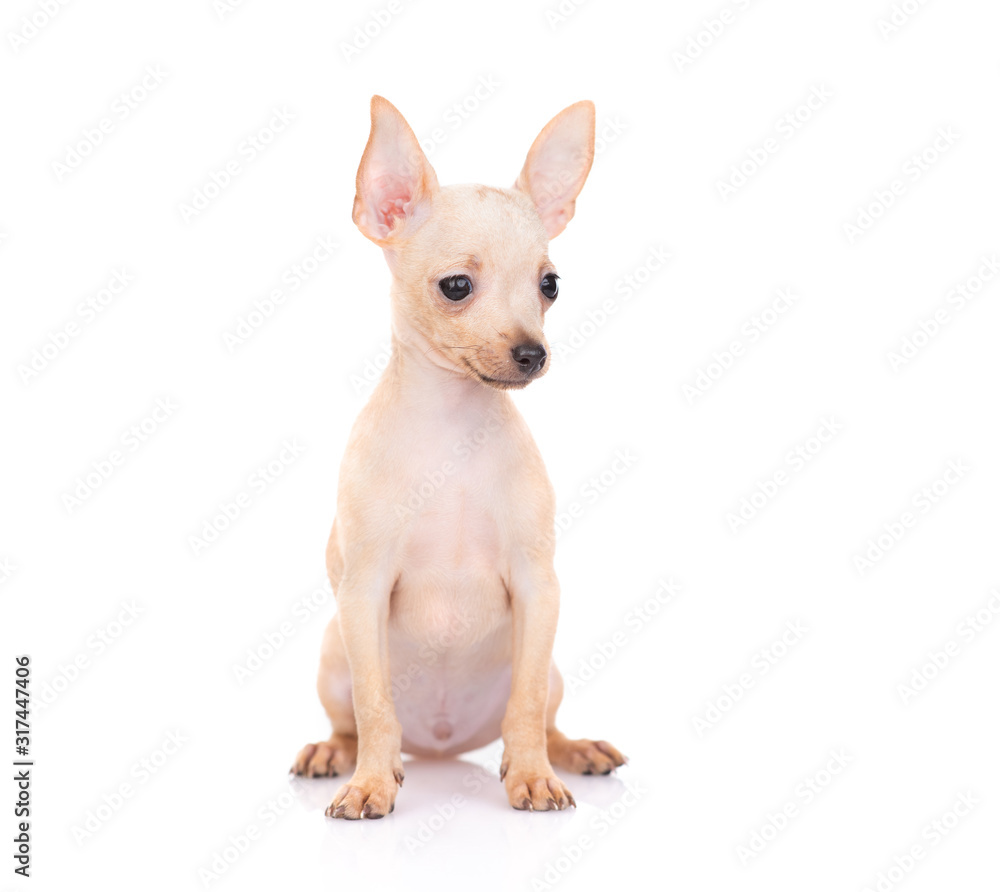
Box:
540, 274, 559, 300
439, 275, 473, 301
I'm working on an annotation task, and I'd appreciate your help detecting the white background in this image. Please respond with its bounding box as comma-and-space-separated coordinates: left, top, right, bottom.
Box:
2, 0, 999, 889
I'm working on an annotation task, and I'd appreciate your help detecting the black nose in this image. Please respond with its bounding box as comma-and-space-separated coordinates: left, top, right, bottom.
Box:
511, 343, 547, 375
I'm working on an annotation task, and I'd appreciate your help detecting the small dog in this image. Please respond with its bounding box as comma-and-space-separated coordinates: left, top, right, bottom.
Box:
292, 96, 625, 818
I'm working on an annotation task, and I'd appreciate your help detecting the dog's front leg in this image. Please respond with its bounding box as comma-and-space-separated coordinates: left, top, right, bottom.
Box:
500, 563, 575, 811
325, 568, 404, 820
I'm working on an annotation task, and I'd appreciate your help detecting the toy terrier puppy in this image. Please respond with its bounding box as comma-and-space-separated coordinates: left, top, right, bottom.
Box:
292, 96, 625, 818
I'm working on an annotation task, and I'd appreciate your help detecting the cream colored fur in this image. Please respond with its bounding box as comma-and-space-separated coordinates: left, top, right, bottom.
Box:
291, 96, 624, 818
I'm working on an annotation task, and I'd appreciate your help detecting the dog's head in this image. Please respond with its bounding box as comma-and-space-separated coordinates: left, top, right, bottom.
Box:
352, 96, 595, 390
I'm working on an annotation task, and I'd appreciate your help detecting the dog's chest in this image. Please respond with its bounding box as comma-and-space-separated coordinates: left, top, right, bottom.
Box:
390, 431, 512, 645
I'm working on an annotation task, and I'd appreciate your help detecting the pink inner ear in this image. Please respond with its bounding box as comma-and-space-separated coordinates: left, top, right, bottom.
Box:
371, 173, 414, 238
538, 204, 570, 239
516, 102, 594, 239
531, 141, 583, 209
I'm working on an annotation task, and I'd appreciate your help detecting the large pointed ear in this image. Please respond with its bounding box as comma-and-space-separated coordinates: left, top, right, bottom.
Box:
353, 96, 439, 245
514, 100, 595, 239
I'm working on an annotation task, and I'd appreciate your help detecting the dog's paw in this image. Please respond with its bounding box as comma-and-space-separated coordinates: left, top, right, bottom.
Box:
547, 736, 626, 776
502, 766, 575, 812
325, 769, 403, 820
290, 735, 358, 778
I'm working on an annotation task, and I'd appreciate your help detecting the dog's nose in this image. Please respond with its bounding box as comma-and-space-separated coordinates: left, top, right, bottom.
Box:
511, 343, 547, 375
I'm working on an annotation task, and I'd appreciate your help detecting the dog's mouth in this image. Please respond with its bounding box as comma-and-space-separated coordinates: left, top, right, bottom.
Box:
461, 358, 533, 391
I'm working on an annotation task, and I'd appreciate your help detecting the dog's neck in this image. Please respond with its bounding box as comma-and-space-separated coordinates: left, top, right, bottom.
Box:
387, 328, 508, 424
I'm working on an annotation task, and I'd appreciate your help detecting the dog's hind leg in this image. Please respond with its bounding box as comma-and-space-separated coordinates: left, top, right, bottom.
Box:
545, 663, 627, 776
290, 614, 358, 778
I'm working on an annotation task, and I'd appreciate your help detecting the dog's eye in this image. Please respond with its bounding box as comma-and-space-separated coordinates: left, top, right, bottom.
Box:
540, 274, 559, 300
439, 275, 473, 301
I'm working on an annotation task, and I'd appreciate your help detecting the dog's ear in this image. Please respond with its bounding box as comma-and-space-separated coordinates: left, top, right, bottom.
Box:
514, 100, 595, 239
353, 96, 439, 245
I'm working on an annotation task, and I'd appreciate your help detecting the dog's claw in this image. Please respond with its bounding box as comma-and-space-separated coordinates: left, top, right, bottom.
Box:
292, 737, 356, 779
549, 736, 626, 776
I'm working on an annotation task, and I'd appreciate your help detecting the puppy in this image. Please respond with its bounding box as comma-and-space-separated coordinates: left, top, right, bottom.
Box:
292, 96, 625, 818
